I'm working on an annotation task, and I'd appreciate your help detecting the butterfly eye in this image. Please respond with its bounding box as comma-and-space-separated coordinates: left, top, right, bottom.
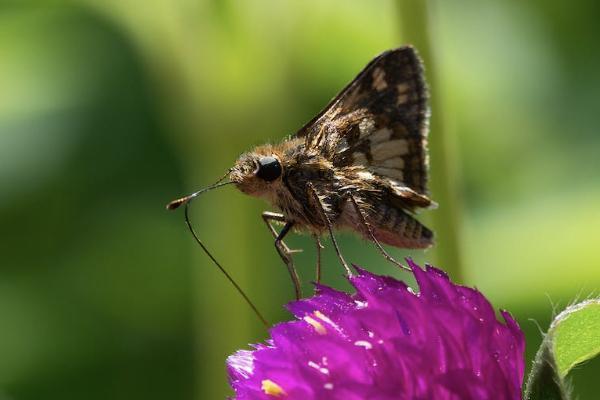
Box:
256, 156, 282, 182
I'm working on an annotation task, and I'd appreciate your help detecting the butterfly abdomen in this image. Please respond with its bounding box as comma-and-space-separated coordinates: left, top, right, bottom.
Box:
366, 201, 433, 249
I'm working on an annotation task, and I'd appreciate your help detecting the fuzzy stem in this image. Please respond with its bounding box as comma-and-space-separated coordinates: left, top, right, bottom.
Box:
524, 342, 571, 400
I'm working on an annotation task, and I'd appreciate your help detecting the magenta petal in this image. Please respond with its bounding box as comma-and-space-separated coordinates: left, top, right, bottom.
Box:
227, 261, 525, 400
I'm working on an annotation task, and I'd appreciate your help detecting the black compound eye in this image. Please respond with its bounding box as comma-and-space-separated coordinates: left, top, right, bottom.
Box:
256, 156, 282, 182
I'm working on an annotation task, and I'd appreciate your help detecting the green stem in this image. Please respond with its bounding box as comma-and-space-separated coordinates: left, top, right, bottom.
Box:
524, 342, 571, 400
396, 0, 464, 281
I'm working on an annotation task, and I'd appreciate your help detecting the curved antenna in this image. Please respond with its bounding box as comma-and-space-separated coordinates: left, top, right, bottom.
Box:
166, 172, 270, 327
166, 170, 232, 210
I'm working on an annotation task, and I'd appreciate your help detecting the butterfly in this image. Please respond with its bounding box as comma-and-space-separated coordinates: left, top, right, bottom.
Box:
168, 46, 434, 323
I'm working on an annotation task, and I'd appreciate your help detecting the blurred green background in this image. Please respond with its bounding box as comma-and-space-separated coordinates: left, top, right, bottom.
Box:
1, 0, 599, 398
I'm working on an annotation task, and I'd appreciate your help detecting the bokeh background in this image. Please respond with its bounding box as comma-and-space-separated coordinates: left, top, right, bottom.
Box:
1, 0, 599, 398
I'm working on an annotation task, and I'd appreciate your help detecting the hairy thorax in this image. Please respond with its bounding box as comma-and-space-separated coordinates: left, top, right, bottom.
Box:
272, 152, 343, 231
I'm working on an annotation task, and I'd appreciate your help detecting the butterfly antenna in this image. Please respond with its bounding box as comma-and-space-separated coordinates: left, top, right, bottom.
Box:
166, 170, 231, 210
166, 172, 270, 328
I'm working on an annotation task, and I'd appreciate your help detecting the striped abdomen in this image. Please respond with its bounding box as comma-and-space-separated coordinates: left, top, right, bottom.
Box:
365, 202, 433, 249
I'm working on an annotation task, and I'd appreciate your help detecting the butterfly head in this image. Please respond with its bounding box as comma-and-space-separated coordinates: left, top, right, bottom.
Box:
230, 151, 283, 197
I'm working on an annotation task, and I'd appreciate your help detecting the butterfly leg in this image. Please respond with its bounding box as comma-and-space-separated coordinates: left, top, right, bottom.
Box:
261, 211, 303, 300
313, 235, 324, 291
347, 195, 411, 271
307, 183, 353, 276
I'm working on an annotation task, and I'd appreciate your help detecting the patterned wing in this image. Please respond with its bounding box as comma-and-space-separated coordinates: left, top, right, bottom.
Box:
295, 46, 430, 196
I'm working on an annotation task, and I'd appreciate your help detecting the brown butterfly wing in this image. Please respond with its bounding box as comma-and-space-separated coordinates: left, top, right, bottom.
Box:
295, 46, 430, 197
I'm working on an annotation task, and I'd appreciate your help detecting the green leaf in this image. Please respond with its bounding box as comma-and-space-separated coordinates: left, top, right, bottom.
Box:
552, 300, 600, 377
525, 299, 600, 400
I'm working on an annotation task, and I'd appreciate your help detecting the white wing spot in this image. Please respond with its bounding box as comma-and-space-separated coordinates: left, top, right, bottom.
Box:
397, 82, 410, 93
375, 157, 404, 169
369, 128, 392, 144
371, 139, 408, 160
372, 67, 388, 91
397, 94, 409, 105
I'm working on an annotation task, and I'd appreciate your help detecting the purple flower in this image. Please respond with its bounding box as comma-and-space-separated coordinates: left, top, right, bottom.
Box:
228, 260, 525, 400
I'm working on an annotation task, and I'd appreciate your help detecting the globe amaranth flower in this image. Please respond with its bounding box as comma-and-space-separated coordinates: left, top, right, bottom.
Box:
228, 259, 525, 400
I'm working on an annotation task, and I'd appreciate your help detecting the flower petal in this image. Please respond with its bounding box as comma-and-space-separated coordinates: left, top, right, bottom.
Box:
228, 260, 525, 400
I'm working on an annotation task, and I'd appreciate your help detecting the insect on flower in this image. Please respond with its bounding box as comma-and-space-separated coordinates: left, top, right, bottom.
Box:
167, 46, 435, 325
